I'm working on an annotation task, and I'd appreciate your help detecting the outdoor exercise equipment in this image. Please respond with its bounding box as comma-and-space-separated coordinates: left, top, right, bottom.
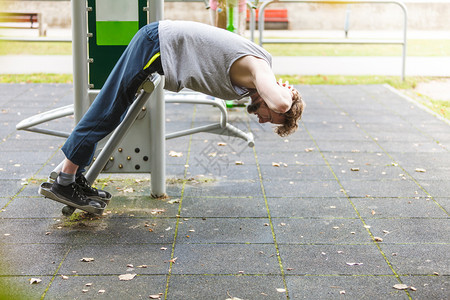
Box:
16, 0, 255, 209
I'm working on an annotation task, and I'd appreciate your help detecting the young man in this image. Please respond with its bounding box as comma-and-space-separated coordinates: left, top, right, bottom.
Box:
50, 20, 304, 208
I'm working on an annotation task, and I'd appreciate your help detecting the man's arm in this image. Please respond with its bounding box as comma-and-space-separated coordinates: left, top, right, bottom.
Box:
230, 55, 292, 113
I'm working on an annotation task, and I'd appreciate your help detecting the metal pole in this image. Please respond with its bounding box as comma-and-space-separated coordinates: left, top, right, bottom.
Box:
149, 0, 166, 197
71, 0, 90, 123
399, 2, 408, 81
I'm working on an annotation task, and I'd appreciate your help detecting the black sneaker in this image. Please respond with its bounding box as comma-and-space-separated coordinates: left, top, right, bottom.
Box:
50, 181, 103, 208
76, 174, 112, 202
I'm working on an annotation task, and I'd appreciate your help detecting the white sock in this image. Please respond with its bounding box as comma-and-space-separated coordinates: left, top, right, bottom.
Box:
56, 172, 76, 186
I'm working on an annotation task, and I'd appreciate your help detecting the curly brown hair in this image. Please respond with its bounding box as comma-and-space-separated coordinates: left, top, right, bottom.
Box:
274, 89, 305, 137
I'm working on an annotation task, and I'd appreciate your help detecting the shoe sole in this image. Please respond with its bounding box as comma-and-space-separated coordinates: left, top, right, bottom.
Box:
39, 182, 106, 216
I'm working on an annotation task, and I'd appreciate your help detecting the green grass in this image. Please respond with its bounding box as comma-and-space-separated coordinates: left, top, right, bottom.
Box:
261, 39, 450, 56
0, 73, 72, 83
1, 39, 449, 56
0, 40, 72, 55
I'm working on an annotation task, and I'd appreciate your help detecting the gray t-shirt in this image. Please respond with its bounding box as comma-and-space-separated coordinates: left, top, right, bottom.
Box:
159, 20, 272, 100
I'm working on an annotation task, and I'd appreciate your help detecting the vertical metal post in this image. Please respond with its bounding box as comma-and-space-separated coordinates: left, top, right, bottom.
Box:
71, 0, 90, 123
400, 2, 408, 81
149, 0, 166, 197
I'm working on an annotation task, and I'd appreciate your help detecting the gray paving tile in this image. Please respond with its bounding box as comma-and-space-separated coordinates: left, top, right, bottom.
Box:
183, 180, 263, 198
167, 275, 286, 299
351, 197, 449, 218
263, 180, 343, 198
419, 180, 450, 197
341, 179, 428, 198
0, 196, 63, 219
0, 243, 68, 276
334, 164, 407, 180
273, 218, 370, 244
58, 244, 172, 276
0, 197, 8, 209
0, 218, 62, 244
44, 275, 167, 299
187, 162, 260, 181
398, 275, 450, 299
279, 244, 393, 275
103, 195, 179, 218
256, 151, 327, 166
261, 164, 336, 181
313, 140, 382, 153
286, 275, 408, 299
181, 195, 268, 218
0, 165, 42, 180
172, 244, 281, 275
268, 197, 357, 218
435, 197, 450, 213
0, 179, 27, 197
365, 219, 450, 244
380, 244, 450, 275
379, 141, 447, 153
67, 217, 178, 245
324, 151, 394, 166
176, 217, 273, 244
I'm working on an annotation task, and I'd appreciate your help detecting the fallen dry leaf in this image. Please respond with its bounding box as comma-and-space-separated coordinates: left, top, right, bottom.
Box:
98, 290, 106, 294
149, 295, 161, 299
29, 278, 42, 284
80, 258, 94, 262
351, 168, 360, 172
137, 265, 148, 268
393, 284, 409, 290
304, 148, 314, 152
61, 275, 69, 280
168, 150, 183, 157
410, 286, 417, 291
167, 198, 180, 204
340, 290, 346, 295
217, 142, 227, 146
272, 162, 280, 167
415, 168, 426, 173
82, 289, 89, 293
346, 262, 363, 266
118, 273, 136, 281
276, 288, 286, 293
235, 161, 244, 165
374, 237, 383, 242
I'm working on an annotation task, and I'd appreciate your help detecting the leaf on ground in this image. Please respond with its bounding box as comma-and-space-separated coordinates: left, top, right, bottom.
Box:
272, 162, 280, 167
29, 278, 42, 284
304, 148, 314, 152
415, 168, 426, 173
168, 150, 183, 157
149, 294, 162, 299
80, 258, 94, 262
351, 167, 360, 171
118, 273, 136, 281
374, 237, 383, 242
346, 262, 363, 266
217, 142, 227, 146
393, 284, 409, 290
167, 198, 180, 204
98, 290, 106, 294
235, 161, 244, 165
276, 288, 286, 293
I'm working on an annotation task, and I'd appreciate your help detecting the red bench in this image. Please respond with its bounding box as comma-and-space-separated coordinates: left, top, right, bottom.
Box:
0, 12, 47, 36
246, 9, 288, 29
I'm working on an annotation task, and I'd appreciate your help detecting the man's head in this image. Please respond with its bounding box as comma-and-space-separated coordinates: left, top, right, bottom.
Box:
247, 86, 305, 137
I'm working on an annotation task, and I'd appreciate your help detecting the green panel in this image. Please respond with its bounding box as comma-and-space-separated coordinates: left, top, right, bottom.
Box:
87, 0, 148, 89
96, 21, 139, 46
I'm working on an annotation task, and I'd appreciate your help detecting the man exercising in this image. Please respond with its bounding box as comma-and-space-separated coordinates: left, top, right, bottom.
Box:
49, 20, 304, 208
